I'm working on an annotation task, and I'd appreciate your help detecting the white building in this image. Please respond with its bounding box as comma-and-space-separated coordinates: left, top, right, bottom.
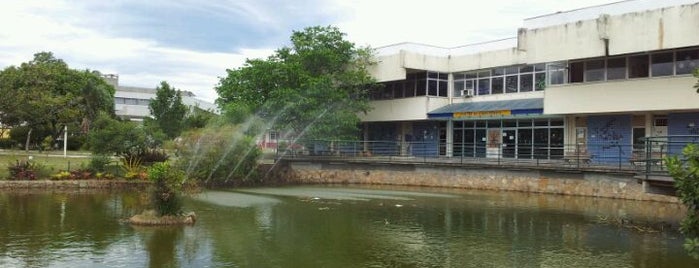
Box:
361, 0, 699, 163
102, 74, 218, 121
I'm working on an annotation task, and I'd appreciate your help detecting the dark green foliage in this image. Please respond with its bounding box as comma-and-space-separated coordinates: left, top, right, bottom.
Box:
667, 144, 699, 258
0, 138, 16, 149
175, 125, 260, 183
66, 135, 87, 151
183, 106, 215, 130
88, 155, 113, 173
0, 52, 115, 147
7, 160, 43, 180
147, 162, 185, 216
88, 113, 148, 156
216, 26, 376, 140
125, 149, 169, 166
149, 81, 188, 139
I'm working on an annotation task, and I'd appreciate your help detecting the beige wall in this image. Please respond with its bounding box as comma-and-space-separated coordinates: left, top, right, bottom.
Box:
369, 53, 405, 82
360, 97, 450, 122
544, 76, 699, 114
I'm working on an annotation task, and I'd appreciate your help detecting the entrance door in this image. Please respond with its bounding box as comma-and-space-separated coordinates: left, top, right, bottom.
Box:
486, 128, 501, 158
502, 129, 516, 158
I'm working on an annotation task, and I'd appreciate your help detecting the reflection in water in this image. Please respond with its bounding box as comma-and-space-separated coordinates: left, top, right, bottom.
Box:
0, 186, 696, 267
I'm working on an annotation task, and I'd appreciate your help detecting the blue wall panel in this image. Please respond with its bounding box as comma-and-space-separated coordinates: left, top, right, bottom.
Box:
587, 115, 632, 164
668, 112, 699, 155
412, 122, 439, 157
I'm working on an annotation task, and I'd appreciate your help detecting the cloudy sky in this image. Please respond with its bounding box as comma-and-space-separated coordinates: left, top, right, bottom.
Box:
0, 0, 615, 102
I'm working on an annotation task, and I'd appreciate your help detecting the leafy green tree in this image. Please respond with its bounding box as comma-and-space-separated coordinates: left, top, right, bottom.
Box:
668, 68, 699, 258
183, 106, 216, 130
667, 144, 699, 258
88, 113, 148, 156
148, 81, 187, 139
175, 124, 260, 184
216, 26, 376, 140
0, 52, 115, 149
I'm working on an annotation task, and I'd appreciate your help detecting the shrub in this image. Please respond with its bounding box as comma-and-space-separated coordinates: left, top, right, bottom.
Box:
175, 125, 261, 184
88, 154, 113, 173
50, 169, 93, 180
134, 149, 169, 166
148, 161, 186, 216
0, 138, 16, 149
667, 144, 699, 258
121, 155, 146, 180
7, 160, 44, 180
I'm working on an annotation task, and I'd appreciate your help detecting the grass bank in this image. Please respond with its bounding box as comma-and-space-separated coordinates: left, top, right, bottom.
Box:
0, 150, 92, 179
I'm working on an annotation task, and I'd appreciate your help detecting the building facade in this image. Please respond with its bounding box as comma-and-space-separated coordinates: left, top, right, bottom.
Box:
102, 74, 217, 121
361, 0, 699, 164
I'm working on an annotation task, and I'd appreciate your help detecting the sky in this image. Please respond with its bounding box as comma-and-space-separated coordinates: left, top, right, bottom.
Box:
0, 0, 616, 102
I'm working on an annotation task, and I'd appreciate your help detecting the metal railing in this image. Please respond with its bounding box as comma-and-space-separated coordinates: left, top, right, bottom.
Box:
272, 138, 697, 173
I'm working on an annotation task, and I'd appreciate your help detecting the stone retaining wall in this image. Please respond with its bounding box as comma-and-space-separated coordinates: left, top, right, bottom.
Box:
285, 161, 679, 203
0, 180, 150, 191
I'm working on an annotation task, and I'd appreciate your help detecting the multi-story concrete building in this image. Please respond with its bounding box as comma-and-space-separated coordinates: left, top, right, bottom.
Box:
102, 74, 217, 121
361, 0, 699, 164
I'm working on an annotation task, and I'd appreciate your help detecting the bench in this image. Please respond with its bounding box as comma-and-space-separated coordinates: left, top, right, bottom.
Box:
629, 151, 664, 166
563, 151, 592, 164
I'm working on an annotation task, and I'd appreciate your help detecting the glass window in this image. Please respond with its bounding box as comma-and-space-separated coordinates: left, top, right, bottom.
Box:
547, 62, 566, 85
519, 73, 533, 92
404, 81, 415, 97
651, 52, 674, 77
505, 66, 519, 75
478, 71, 490, 78
535, 73, 546, 91
676, 49, 699, 75
477, 79, 490, 95
520, 65, 534, 73
534, 63, 546, 72
491, 77, 503, 94
492, 68, 505, 76
453, 73, 465, 80
393, 84, 404, 98
438, 73, 448, 80
607, 57, 626, 80
464, 73, 477, 79
454, 81, 464, 97
505, 75, 518, 93
115, 97, 125, 104
428, 72, 438, 79
569, 61, 584, 83
629, 54, 649, 78
428, 80, 438, 96
585, 59, 605, 82
416, 79, 426, 96
438, 81, 448, 97
518, 119, 532, 127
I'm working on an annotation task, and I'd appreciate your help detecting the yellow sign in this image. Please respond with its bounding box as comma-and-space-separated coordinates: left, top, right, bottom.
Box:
454, 110, 511, 118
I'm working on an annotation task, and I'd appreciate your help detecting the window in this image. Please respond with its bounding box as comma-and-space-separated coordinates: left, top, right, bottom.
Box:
628, 55, 649, 78
569, 61, 584, 83
505, 74, 518, 93
519, 72, 533, 92
632, 128, 646, 150
547, 62, 566, 85
651, 52, 674, 77
676, 49, 699, 75
535, 73, 546, 91
426, 71, 448, 97
585, 59, 605, 82
477, 78, 490, 95
491, 77, 503, 94
607, 57, 626, 80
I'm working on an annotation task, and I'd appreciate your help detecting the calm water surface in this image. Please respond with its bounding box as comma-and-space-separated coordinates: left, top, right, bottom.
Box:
0, 185, 697, 267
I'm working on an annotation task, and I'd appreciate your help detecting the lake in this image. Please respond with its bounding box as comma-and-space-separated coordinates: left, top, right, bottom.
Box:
0, 185, 696, 267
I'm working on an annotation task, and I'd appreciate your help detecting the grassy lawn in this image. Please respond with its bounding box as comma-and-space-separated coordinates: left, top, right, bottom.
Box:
0, 150, 92, 180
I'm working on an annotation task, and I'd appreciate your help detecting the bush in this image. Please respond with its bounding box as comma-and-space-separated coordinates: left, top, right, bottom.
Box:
88, 154, 113, 173
51, 169, 92, 180
0, 138, 15, 149
126, 149, 169, 166
67, 135, 87, 151
667, 144, 699, 258
175, 125, 261, 184
148, 161, 186, 216
7, 160, 45, 180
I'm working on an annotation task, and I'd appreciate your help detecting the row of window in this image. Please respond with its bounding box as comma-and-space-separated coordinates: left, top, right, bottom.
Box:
568, 48, 699, 83
453, 118, 564, 129
453, 64, 546, 97
370, 71, 448, 100
115, 97, 150, 106
370, 47, 699, 100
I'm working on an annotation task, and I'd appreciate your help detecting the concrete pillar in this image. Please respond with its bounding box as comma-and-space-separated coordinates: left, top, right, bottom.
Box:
446, 120, 453, 157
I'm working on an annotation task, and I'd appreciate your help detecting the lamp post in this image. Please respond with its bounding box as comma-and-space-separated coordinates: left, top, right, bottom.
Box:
63, 125, 67, 158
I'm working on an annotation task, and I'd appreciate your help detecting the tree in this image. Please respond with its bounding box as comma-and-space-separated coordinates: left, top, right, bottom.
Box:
148, 81, 187, 139
216, 26, 376, 140
88, 113, 148, 157
0, 52, 115, 149
667, 144, 699, 258
668, 68, 699, 258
